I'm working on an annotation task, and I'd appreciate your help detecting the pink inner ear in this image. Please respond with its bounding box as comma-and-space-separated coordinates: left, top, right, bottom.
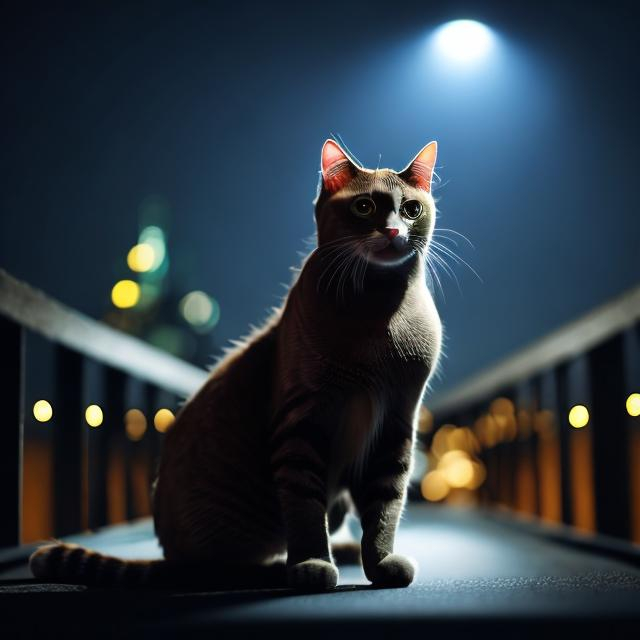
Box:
405, 141, 437, 192
321, 140, 354, 193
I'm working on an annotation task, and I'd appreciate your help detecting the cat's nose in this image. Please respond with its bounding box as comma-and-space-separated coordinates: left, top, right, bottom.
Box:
383, 227, 400, 240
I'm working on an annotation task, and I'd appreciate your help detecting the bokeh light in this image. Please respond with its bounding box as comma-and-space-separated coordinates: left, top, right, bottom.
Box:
431, 424, 456, 459
442, 455, 475, 488
127, 243, 156, 272
626, 393, 640, 417
422, 423, 487, 501
125, 408, 147, 441
139, 226, 166, 272
154, 408, 175, 433
432, 20, 495, 63
179, 290, 220, 333
111, 279, 140, 308
490, 397, 517, 441
421, 470, 450, 502
33, 400, 53, 423
85, 404, 104, 428
568, 404, 589, 429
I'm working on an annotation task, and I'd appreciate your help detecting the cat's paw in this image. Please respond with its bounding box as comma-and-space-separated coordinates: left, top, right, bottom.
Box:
287, 559, 339, 591
367, 554, 415, 588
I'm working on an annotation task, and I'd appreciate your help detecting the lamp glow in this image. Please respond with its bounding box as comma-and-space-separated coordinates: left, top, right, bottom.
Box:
154, 408, 175, 433
433, 20, 494, 63
627, 393, 640, 417
568, 405, 589, 429
125, 408, 147, 441
139, 226, 166, 271
421, 470, 449, 502
33, 400, 53, 422
179, 291, 220, 333
127, 243, 156, 273
85, 404, 104, 428
111, 279, 140, 309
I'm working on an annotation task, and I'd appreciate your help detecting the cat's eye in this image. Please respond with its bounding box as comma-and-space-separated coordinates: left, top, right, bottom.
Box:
350, 196, 376, 218
400, 200, 423, 220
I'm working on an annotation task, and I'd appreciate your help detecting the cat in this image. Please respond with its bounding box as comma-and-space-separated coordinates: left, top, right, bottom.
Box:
30, 138, 442, 591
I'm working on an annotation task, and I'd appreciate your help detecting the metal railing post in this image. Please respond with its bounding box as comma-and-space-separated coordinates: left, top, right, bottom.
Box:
89, 367, 125, 530
554, 362, 574, 527
0, 316, 24, 547
53, 346, 84, 536
588, 335, 631, 539
145, 384, 161, 488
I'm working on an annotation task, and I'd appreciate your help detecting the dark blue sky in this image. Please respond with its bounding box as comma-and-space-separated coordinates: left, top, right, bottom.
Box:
2, 1, 639, 401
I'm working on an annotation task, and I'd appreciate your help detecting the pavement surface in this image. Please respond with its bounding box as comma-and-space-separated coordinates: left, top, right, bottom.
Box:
1, 505, 639, 639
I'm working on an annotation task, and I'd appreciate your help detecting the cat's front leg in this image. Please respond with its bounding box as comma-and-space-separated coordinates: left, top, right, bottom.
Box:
350, 416, 415, 588
270, 420, 337, 591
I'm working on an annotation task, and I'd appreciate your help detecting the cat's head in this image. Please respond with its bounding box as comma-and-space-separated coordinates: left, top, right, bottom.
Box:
314, 139, 437, 268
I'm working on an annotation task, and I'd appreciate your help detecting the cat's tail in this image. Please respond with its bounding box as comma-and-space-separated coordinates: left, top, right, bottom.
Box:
29, 542, 287, 589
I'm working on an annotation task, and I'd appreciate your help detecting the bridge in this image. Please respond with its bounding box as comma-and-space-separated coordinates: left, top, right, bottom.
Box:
1, 269, 639, 638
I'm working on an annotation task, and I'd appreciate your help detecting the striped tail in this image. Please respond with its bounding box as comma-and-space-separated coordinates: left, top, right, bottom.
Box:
29, 543, 166, 587
29, 542, 289, 589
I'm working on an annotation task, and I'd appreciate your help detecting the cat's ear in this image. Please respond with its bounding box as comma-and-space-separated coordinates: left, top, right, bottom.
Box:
321, 140, 357, 194
399, 141, 438, 192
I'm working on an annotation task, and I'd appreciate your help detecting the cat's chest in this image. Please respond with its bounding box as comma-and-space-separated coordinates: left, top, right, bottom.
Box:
356, 296, 440, 370
328, 392, 382, 491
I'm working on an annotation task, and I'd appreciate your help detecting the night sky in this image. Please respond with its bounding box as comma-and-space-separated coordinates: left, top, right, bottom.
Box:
2, 1, 639, 401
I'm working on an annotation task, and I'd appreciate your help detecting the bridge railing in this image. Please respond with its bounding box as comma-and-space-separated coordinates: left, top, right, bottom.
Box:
3, 268, 639, 551
421, 284, 640, 543
0, 269, 207, 549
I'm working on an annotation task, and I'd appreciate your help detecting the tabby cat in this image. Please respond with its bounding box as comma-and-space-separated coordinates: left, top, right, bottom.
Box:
31, 139, 442, 591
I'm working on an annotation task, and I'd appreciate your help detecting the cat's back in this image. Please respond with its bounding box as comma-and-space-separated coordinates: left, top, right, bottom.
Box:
153, 319, 284, 561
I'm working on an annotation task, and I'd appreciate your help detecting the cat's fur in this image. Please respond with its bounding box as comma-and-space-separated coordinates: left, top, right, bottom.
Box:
30, 139, 442, 591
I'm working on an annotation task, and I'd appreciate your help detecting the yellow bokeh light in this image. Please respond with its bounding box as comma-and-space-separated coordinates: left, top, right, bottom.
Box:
489, 397, 517, 442
127, 243, 156, 273
154, 408, 175, 433
438, 449, 469, 468
111, 280, 140, 309
125, 408, 147, 441
568, 404, 589, 429
85, 404, 104, 428
626, 393, 640, 417
474, 414, 500, 448
490, 397, 514, 416
442, 457, 475, 488
421, 470, 450, 502
447, 426, 480, 454
431, 424, 455, 459
33, 400, 53, 423
467, 461, 487, 490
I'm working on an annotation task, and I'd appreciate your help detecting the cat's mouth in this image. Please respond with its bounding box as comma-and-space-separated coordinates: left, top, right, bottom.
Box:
373, 244, 402, 260
365, 236, 415, 265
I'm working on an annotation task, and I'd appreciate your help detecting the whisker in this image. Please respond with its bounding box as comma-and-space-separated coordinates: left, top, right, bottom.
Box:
432, 233, 459, 248
430, 251, 462, 293
325, 247, 356, 295
433, 227, 475, 248
336, 251, 357, 302
425, 255, 446, 300
316, 245, 354, 292
430, 242, 483, 283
